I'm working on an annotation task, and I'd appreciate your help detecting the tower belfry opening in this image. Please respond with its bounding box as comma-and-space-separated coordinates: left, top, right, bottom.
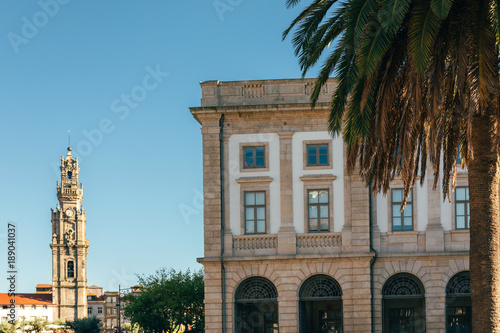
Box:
50, 147, 88, 321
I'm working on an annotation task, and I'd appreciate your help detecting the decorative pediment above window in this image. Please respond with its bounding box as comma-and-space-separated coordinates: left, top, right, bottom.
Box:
299, 174, 336, 182
236, 176, 273, 184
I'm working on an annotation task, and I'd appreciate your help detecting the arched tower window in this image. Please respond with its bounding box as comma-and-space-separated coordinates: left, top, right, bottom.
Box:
235, 277, 278, 333
382, 273, 425, 332
299, 274, 342, 333
67, 261, 75, 278
446, 271, 471, 332
67, 171, 72, 180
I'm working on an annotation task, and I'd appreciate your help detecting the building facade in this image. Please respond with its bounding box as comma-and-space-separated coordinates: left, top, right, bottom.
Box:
0, 293, 54, 322
103, 291, 119, 333
50, 147, 89, 321
190, 78, 471, 332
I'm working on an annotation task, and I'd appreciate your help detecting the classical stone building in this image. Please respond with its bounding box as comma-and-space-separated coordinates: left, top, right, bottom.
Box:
50, 147, 88, 320
190, 78, 471, 332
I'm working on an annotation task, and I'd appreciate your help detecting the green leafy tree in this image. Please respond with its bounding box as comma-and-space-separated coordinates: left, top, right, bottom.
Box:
120, 323, 140, 333
124, 268, 204, 333
0, 320, 18, 333
284, 0, 500, 331
28, 318, 47, 333
66, 317, 101, 333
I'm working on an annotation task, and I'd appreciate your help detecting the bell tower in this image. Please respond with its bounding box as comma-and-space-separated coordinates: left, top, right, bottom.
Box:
50, 147, 88, 320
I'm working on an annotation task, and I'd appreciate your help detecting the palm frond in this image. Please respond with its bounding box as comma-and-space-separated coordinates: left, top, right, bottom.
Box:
286, 0, 304, 8
378, 0, 412, 33
431, 0, 454, 19
408, 0, 441, 73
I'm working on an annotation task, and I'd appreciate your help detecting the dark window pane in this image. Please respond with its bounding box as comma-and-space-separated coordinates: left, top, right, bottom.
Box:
308, 155, 316, 165
244, 148, 253, 158
319, 154, 328, 165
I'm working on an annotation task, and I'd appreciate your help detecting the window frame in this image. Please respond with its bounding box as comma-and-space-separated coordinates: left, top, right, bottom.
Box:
300, 175, 335, 233
67, 260, 75, 278
243, 191, 267, 235
303, 140, 332, 170
455, 187, 470, 230
237, 177, 272, 235
307, 189, 331, 232
391, 188, 414, 232
240, 142, 269, 172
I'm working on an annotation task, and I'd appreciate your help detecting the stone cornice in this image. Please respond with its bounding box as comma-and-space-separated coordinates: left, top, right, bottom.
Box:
236, 176, 273, 184
299, 174, 337, 182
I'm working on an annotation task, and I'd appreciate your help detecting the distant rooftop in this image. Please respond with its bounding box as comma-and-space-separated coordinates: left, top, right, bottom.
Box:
197, 78, 337, 107
0, 293, 53, 305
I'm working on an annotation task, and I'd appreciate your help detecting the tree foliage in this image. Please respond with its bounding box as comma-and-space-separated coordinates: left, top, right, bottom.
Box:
28, 318, 48, 333
124, 268, 204, 333
0, 320, 18, 333
66, 317, 101, 333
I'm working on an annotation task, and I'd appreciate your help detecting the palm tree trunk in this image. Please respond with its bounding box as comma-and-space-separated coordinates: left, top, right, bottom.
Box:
469, 110, 500, 332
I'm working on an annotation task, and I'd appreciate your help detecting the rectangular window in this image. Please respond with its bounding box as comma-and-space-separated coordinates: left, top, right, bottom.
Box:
98, 307, 103, 314
392, 189, 413, 231
243, 146, 265, 168
308, 189, 330, 232
244, 191, 266, 234
88, 307, 93, 314
455, 187, 470, 229
307, 144, 329, 166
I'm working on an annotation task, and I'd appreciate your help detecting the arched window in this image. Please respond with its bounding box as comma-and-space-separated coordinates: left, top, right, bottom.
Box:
299, 274, 342, 333
235, 277, 278, 333
446, 271, 471, 332
382, 273, 425, 332
67, 261, 75, 278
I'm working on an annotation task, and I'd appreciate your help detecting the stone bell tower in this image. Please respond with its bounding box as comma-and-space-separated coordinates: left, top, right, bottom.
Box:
50, 147, 88, 320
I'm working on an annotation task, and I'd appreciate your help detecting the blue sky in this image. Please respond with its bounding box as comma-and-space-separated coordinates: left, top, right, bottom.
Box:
0, 1, 313, 292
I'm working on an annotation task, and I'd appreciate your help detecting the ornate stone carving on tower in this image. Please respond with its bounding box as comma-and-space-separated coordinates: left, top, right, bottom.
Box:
50, 147, 88, 320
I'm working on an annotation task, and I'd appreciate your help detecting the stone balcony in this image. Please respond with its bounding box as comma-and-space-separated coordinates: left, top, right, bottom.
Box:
231, 232, 342, 257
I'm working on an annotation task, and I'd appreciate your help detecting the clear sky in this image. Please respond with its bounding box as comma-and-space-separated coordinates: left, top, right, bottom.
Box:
0, 1, 314, 293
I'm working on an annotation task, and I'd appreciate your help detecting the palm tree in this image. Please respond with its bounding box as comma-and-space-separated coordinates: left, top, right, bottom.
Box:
284, 0, 500, 331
